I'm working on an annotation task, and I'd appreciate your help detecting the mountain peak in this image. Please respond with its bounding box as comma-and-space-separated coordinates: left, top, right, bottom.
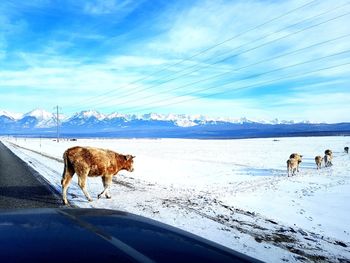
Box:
0, 110, 23, 120
72, 110, 106, 120
24, 109, 53, 120
22, 109, 56, 128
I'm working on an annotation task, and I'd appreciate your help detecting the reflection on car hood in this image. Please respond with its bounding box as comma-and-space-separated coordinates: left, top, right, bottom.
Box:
0, 208, 260, 262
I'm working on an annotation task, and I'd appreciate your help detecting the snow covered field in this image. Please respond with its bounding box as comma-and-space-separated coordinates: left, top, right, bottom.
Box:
2, 136, 350, 262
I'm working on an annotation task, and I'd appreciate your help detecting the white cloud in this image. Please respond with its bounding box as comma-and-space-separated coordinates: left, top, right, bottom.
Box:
147, 0, 350, 67
83, 0, 141, 15
252, 90, 350, 123
148, 0, 285, 55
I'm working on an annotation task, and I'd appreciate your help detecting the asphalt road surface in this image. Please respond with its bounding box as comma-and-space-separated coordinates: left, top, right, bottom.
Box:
0, 141, 62, 208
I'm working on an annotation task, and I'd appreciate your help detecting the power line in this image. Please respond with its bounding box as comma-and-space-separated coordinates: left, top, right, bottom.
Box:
53, 105, 61, 142
89, 34, 350, 112
101, 49, 350, 113
124, 61, 350, 114
68, 0, 320, 109
82, 9, 350, 110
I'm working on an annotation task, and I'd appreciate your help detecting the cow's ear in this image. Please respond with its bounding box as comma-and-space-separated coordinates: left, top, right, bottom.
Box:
132, 155, 136, 159
126, 155, 134, 160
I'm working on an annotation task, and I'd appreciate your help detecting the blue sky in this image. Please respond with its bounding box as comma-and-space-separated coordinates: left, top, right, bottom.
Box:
0, 0, 350, 123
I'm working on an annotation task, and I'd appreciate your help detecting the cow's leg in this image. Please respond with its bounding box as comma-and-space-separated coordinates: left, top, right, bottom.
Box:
98, 176, 112, 199
78, 173, 93, 202
61, 167, 74, 205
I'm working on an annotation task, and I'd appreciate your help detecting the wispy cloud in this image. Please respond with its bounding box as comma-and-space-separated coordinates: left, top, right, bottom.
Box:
83, 0, 140, 15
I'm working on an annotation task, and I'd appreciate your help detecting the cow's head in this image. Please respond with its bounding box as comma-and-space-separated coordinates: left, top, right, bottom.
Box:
124, 155, 135, 172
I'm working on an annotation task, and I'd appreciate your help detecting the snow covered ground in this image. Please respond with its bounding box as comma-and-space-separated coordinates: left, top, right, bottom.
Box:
1, 136, 350, 262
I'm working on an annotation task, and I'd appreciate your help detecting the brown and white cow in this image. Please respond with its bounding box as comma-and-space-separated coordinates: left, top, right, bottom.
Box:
289, 153, 303, 172
324, 149, 333, 167
324, 154, 333, 167
287, 158, 299, 176
315, 155, 323, 169
61, 146, 135, 205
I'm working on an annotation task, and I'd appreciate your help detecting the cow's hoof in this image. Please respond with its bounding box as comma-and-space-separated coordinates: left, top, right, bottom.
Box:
106, 195, 112, 199
97, 194, 102, 199
88, 198, 93, 202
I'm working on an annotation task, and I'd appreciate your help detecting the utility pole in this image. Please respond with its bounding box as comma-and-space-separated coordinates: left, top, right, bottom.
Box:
53, 105, 60, 142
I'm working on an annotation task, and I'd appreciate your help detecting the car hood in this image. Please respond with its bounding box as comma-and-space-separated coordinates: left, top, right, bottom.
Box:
0, 208, 260, 262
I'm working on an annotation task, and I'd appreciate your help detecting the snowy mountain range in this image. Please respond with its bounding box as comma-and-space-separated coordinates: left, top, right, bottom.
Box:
0, 109, 309, 127
0, 109, 349, 138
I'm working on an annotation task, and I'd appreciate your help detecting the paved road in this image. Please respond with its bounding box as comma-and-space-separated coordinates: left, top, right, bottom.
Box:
0, 141, 62, 208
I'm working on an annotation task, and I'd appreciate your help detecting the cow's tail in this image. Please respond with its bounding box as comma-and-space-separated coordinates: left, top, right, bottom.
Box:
61, 150, 74, 185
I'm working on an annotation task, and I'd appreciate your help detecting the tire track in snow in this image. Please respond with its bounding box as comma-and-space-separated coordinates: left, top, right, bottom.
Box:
162, 196, 350, 263
7, 142, 63, 163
